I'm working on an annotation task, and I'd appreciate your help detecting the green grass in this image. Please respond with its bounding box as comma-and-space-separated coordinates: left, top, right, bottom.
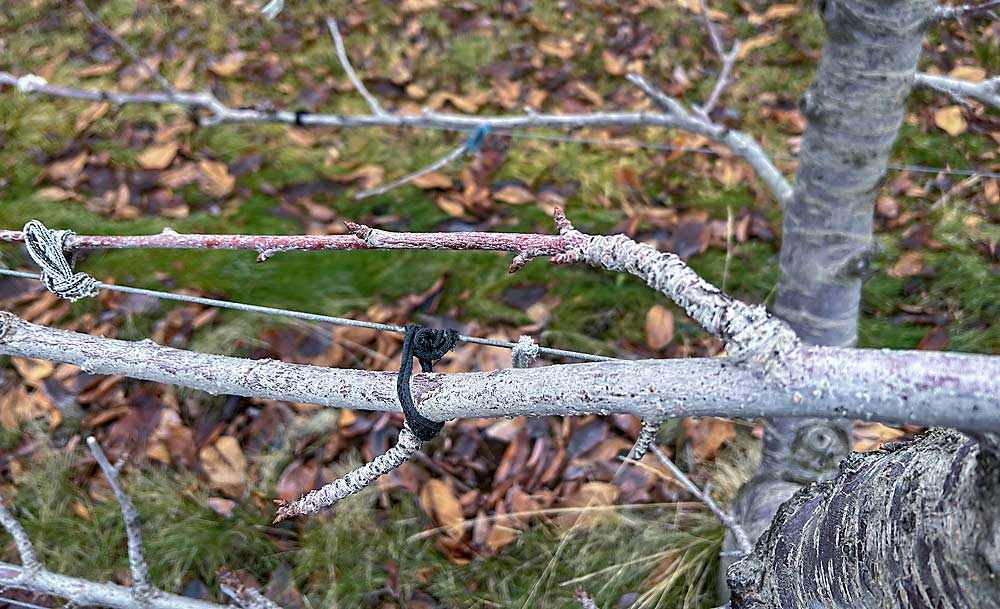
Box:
2, 432, 757, 608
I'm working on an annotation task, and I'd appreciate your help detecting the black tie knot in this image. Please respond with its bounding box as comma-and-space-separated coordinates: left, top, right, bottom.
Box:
397, 325, 459, 441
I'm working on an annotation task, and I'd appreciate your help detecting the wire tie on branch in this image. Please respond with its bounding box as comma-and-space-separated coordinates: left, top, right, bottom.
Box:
464, 124, 491, 153
272, 324, 458, 522
14, 74, 47, 93
21, 220, 99, 302
511, 334, 540, 368
397, 324, 459, 441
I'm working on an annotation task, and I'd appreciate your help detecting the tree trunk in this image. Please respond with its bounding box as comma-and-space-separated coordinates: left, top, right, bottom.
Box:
722, 0, 935, 598
729, 429, 1000, 608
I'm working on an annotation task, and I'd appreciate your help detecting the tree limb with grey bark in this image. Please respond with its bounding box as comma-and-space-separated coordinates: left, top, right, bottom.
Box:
2, 0, 1000, 607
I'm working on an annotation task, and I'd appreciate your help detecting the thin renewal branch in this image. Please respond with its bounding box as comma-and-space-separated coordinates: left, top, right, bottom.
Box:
0, 15, 792, 206
914, 72, 1000, 110
0, 445, 285, 609
87, 437, 157, 602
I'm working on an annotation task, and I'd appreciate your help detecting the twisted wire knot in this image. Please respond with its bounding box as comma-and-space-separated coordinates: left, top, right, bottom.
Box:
512, 335, 539, 368
22, 220, 99, 301
15, 74, 47, 93
397, 325, 459, 441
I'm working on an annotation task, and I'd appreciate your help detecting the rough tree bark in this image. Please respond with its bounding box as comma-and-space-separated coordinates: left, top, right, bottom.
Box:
723, 0, 997, 607
729, 429, 1000, 608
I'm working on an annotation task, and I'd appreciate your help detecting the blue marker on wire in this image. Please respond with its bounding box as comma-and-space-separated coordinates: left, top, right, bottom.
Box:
464, 124, 491, 153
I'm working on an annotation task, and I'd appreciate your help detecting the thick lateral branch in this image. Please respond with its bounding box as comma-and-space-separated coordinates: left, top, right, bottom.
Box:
914, 72, 1000, 110
1, 314, 998, 432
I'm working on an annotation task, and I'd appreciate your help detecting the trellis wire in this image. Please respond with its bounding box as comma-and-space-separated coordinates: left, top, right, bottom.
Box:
0, 268, 617, 363
405, 124, 1000, 180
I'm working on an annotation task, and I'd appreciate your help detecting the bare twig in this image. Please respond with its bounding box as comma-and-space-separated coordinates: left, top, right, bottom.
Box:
0, 498, 40, 573
627, 73, 794, 206
0, 442, 285, 608
86, 437, 157, 602
574, 587, 600, 609
273, 426, 422, 522
219, 569, 282, 609
694, 0, 742, 119
932, 0, 1000, 20
0, 15, 792, 207
648, 445, 753, 555
628, 419, 664, 460
0, 560, 257, 609
354, 140, 467, 199
259, 0, 285, 19
914, 72, 1000, 111
75, 0, 177, 100
326, 18, 385, 116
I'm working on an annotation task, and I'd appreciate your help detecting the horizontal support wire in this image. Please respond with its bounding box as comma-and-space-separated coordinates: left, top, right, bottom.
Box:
492, 128, 1000, 180
0, 268, 617, 363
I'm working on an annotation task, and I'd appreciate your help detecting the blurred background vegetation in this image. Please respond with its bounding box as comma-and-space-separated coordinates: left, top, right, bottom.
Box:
0, 0, 998, 607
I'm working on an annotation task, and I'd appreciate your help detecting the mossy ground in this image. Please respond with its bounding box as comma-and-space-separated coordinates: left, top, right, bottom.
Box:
0, 1, 997, 607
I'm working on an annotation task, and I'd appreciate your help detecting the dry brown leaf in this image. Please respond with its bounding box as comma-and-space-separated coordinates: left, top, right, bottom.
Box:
684, 418, 735, 461
493, 184, 534, 204
491, 78, 522, 109
400, 0, 439, 11
72, 502, 93, 522
137, 142, 179, 170
35, 186, 76, 202
404, 84, 427, 100
12, 357, 55, 387
47, 152, 88, 182
888, 251, 924, 278
645, 305, 675, 350
557, 482, 619, 529
199, 436, 248, 498
420, 479, 465, 540
412, 172, 453, 189
714, 159, 743, 187
674, 0, 727, 19
984, 178, 999, 204
75, 102, 110, 134
737, 33, 781, 59
286, 128, 317, 147
854, 422, 906, 452
538, 38, 575, 59
485, 509, 518, 552
332, 166, 384, 189
158, 163, 201, 189
601, 50, 626, 76
948, 65, 986, 82
76, 62, 121, 78
389, 58, 412, 85
173, 54, 199, 90
933, 106, 967, 136
0, 385, 48, 431
146, 441, 172, 465
198, 159, 235, 198
436, 194, 468, 218
749, 3, 800, 24
425, 91, 490, 113
208, 52, 246, 77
